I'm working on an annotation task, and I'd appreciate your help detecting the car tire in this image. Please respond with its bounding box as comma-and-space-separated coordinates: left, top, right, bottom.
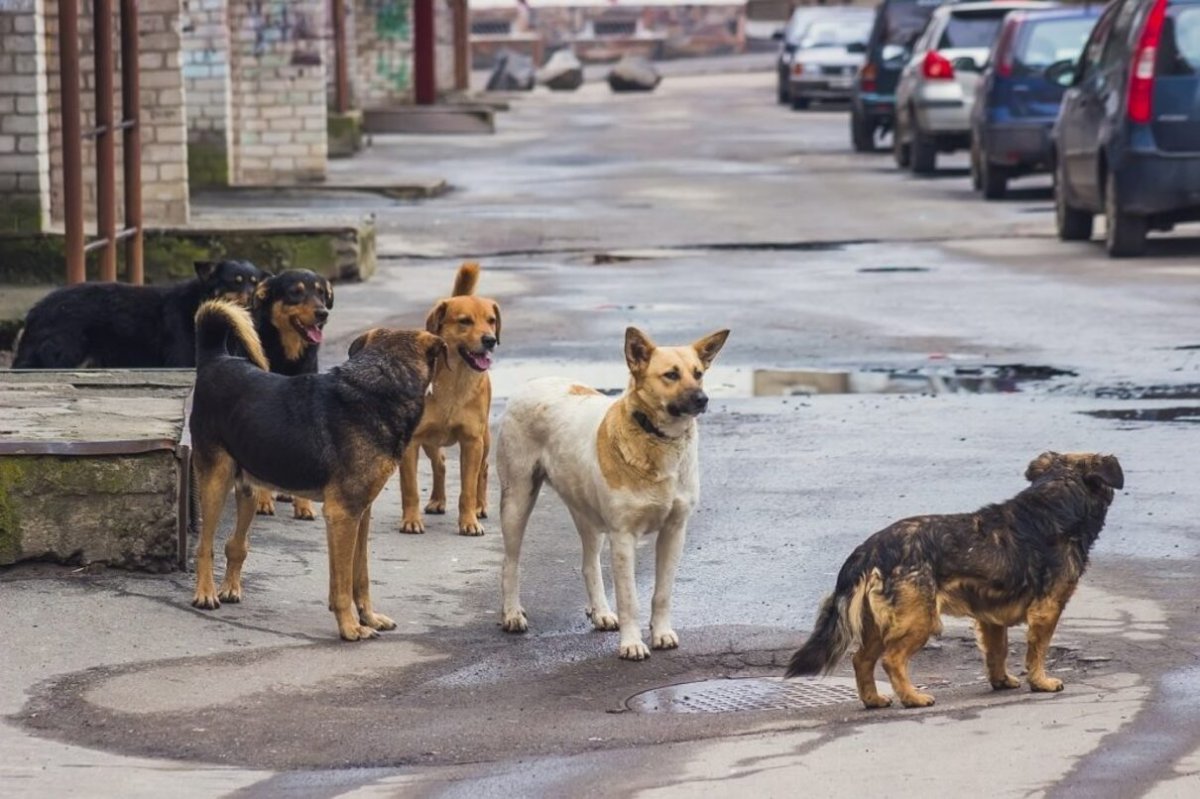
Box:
791, 96, 810, 111
981, 160, 1008, 200
969, 139, 983, 191
893, 116, 911, 168
1055, 159, 1093, 242
911, 126, 937, 175
851, 110, 876, 153
1104, 172, 1147, 258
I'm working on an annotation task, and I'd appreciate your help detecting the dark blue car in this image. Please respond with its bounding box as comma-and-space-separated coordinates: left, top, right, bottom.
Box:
970, 6, 1101, 198
1053, 0, 1200, 256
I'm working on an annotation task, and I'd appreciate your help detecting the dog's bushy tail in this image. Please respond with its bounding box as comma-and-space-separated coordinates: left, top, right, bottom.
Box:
785, 568, 879, 678
195, 300, 268, 370
452, 261, 481, 296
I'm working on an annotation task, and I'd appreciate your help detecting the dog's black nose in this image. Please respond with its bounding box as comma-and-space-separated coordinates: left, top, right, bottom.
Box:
693, 391, 709, 413
481, 334, 497, 350
315, 307, 330, 324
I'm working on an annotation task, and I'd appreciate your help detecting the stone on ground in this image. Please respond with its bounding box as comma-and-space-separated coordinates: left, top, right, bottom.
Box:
539, 49, 584, 92
607, 55, 662, 93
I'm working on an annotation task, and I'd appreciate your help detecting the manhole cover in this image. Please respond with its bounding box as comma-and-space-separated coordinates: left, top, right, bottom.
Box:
626, 677, 860, 714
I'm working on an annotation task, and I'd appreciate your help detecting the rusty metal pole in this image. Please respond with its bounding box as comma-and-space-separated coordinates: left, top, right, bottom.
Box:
58, 0, 86, 284
414, 0, 436, 105
332, 0, 351, 113
120, 0, 143, 284
452, 0, 468, 92
93, 0, 117, 281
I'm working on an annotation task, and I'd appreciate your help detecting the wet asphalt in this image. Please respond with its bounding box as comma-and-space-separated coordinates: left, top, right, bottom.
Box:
3, 71, 1200, 797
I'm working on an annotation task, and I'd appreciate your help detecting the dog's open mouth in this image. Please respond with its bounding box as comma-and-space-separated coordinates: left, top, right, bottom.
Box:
459, 346, 492, 372
292, 318, 325, 345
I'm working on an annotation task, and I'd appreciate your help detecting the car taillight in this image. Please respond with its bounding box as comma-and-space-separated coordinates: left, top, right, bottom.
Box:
922, 50, 954, 80
860, 62, 877, 92
994, 17, 1021, 78
1128, 0, 1168, 123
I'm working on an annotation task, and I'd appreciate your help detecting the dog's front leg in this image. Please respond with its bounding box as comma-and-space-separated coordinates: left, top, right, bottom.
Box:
1025, 593, 1072, 692
610, 531, 649, 660
353, 505, 395, 632
976, 621, 1020, 690
650, 511, 688, 650
457, 436, 486, 536
325, 502, 377, 641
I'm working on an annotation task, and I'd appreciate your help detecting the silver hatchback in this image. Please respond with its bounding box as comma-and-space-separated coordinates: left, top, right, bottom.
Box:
893, 0, 1051, 173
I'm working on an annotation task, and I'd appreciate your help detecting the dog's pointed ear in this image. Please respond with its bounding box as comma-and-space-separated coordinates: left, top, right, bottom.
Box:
194, 261, 218, 281
349, 328, 381, 358
692, 329, 730, 369
492, 302, 501, 346
425, 301, 448, 335
422, 333, 449, 373
253, 279, 271, 308
323, 279, 334, 310
625, 327, 655, 374
1025, 451, 1060, 482
1087, 455, 1124, 491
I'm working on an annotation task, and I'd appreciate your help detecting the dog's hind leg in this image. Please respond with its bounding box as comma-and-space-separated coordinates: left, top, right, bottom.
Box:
650, 508, 689, 650
879, 582, 938, 708
324, 499, 377, 642
353, 505, 396, 632
575, 513, 617, 632
977, 621, 1020, 690
1025, 590, 1073, 692
498, 464, 542, 633
475, 430, 490, 520
853, 607, 892, 708
423, 444, 447, 514
217, 484, 258, 604
192, 452, 235, 610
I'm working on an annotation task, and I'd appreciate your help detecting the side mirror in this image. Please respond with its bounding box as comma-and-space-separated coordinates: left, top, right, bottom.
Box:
952, 56, 981, 73
847, 41, 867, 55
1044, 58, 1077, 88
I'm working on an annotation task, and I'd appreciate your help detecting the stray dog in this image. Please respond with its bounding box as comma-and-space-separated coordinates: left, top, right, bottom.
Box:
497, 326, 730, 660
13, 260, 265, 369
249, 269, 334, 521
785, 452, 1124, 709
189, 300, 444, 641
399, 262, 499, 536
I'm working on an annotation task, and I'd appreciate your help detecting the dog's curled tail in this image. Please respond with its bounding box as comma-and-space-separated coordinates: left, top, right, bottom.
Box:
195, 299, 268, 371
785, 568, 879, 678
452, 261, 481, 296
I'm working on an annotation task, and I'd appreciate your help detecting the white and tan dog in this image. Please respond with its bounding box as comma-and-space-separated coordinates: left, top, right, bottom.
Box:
497, 326, 729, 660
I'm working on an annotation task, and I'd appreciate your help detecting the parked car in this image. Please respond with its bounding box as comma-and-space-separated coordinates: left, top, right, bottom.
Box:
787, 9, 876, 109
850, 0, 950, 151
1053, 0, 1200, 256
970, 6, 1101, 198
894, 0, 1052, 174
776, 7, 831, 104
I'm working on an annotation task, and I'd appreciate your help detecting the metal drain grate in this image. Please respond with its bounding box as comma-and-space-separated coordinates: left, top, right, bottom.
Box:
627, 677, 860, 714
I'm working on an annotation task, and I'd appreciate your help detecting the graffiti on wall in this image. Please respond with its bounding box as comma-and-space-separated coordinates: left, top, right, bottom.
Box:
368, 0, 411, 92
245, 0, 322, 65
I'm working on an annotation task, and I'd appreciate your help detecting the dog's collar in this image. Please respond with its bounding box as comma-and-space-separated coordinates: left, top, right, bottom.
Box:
632, 410, 673, 441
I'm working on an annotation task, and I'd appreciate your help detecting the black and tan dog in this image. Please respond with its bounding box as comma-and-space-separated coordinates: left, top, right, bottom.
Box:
13, 260, 265, 369
189, 300, 444, 641
398, 262, 500, 536
786, 452, 1123, 709
248, 269, 334, 521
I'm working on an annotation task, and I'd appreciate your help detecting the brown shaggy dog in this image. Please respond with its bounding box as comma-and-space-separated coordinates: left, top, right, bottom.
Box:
786, 452, 1123, 709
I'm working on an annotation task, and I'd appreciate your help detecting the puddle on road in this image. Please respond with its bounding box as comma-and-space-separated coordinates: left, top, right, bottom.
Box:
857, 266, 931, 273
1082, 407, 1200, 424
1094, 384, 1200, 400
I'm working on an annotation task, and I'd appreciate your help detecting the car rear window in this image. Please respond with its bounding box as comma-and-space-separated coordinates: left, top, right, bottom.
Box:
801, 18, 874, 48
1159, 4, 1200, 76
1015, 17, 1096, 73
881, 0, 944, 47
939, 10, 1008, 49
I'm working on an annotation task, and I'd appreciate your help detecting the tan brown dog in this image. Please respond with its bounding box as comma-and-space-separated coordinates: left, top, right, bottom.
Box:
399, 262, 500, 536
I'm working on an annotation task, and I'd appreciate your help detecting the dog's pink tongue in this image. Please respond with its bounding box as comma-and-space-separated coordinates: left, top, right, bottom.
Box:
305, 326, 324, 344
472, 351, 492, 370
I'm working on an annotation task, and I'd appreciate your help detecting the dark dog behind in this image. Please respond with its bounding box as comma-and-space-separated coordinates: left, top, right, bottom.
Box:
12, 260, 265, 369
188, 300, 445, 641
786, 452, 1123, 709
249, 269, 334, 520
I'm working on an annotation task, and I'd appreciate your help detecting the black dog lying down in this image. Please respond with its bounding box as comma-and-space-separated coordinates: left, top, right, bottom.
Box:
13, 260, 265, 369
189, 300, 446, 641
786, 452, 1123, 709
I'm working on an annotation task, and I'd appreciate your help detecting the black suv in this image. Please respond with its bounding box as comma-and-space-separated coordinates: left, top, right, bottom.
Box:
1053, 0, 1200, 256
850, 0, 950, 151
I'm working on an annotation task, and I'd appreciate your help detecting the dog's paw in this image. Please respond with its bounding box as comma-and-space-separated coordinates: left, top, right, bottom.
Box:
501, 609, 528, 633
191, 590, 220, 611
900, 692, 936, 708
360, 610, 396, 631
651, 628, 679, 650
424, 499, 446, 515
619, 640, 651, 661
293, 500, 316, 521
255, 497, 276, 516
861, 694, 894, 709
991, 674, 1021, 691
399, 518, 426, 534
217, 582, 242, 604
458, 518, 485, 536
339, 624, 380, 642
588, 609, 620, 631
477, 508, 488, 520
1030, 676, 1064, 693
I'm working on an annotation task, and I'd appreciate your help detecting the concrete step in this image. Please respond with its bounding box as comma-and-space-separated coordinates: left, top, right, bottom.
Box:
363, 105, 496, 135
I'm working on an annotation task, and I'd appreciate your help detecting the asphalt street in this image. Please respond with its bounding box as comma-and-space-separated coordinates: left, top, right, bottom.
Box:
3, 71, 1200, 798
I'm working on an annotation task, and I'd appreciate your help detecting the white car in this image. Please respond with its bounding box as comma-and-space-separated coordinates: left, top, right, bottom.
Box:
893, 0, 1051, 173
786, 9, 875, 109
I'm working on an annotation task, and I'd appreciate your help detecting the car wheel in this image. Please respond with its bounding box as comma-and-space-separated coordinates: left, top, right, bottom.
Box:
1054, 159, 1093, 242
981, 159, 1008, 200
911, 125, 937, 175
791, 96, 810, 111
892, 115, 911, 168
851, 110, 876, 153
969, 138, 983, 191
1104, 172, 1147, 257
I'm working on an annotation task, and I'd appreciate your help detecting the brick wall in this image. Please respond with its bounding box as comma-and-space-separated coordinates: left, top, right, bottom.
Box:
353, 0, 413, 107
227, 0, 327, 185
43, 0, 190, 227
0, 0, 51, 234
181, 0, 231, 187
